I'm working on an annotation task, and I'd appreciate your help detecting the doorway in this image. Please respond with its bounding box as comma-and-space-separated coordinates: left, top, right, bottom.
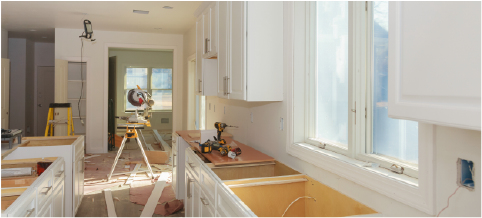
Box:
36, 66, 55, 136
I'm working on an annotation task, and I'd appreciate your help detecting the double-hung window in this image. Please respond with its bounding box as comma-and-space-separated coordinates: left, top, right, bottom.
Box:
287, 2, 434, 213
125, 67, 172, 111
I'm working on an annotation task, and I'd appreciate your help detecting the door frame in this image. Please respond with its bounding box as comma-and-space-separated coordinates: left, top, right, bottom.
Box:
103, 43, 181, 153
35, 66, 55, 136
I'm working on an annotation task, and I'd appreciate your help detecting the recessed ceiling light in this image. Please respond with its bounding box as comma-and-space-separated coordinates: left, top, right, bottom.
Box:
133, 10, 149, 14
30, 30, 36, 31
163, 6, 173, 9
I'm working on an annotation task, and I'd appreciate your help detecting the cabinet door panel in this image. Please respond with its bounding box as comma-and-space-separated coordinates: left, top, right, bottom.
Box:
185, 172, 193, 217
196, 16, 204, 95
203, 10, 211, 56
217, 1, 229, 98
229, 1, 246, 100
192, 180, 201, 217
210, 3, 218, 55
388, 2, 481, 130
53, 182, 65, 217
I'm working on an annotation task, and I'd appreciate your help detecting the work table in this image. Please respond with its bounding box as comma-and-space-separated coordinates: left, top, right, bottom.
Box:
176, 130, 275, 166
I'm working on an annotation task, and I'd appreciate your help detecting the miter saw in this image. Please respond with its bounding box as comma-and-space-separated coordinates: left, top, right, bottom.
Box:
116, 85, 155, 125
107, 86, 157, 181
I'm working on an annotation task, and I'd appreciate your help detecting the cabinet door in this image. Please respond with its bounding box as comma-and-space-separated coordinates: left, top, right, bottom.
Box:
38, 203, 52, 217
209, 3, 218, 56
200, 189, 214, 217
229, 1, 246, 100
192, 179, 201, 217
203, 9, 211, 57
73, 154, 84, 215
388, 2, 481, 130
53, 182, 65, 217
217, 1, 229, 98
185, 171, 195, 217
196, 16, 204, 95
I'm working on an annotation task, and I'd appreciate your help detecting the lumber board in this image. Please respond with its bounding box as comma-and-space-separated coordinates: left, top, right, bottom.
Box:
125, 164, 141, 185
145, 150, 169, 164
226, 178, 308, 188
153, 130, 171, 155
146, 144, 154, 151
20, 139, 76, 147
1, 176, 38, 188
140, 180, 167, 217
22, 136, 79, 140
104, 189, 117, 217
1, 187, 28, 197
1, 195, 20, 210
1, 157, 58, 165
84, 155, 101, 160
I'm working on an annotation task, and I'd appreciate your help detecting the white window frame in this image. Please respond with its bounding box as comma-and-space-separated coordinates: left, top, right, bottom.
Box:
124, 66, 173, 112
285, 2, 435, 215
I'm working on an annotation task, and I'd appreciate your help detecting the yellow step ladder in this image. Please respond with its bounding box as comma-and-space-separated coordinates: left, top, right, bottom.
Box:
44, 103, 75, 136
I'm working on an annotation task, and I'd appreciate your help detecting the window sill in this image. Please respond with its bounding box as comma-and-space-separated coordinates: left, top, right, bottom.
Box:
287, 142, 433, 214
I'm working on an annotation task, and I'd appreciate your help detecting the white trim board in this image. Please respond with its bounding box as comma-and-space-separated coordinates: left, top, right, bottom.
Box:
140, 180, 167, 217
104, 189, 117, 217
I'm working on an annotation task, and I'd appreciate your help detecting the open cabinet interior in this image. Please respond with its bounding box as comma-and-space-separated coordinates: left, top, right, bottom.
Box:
209, 160, 302, 180
1, 157, 57, 210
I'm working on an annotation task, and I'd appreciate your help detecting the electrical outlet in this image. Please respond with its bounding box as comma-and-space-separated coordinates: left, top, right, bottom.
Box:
251, 112, 253, 123
458, 158, 474, 190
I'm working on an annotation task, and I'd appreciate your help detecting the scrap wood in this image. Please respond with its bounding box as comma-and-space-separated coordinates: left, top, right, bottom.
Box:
125, 164, 141, 185
146, 144, 154, 151
84, 154, 101, 160
140, 180, 167, 217
104, 189, 117, 217
154, 199, 184, 216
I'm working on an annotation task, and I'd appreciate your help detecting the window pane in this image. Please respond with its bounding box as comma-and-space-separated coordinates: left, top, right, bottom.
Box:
371, 1, 418, 164
126, 68, 148, 89
152, 68, 172, 89
315, 1, 349, 146
152, 90, 172, 110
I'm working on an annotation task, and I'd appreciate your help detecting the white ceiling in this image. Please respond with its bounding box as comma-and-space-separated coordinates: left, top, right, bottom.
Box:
2, 1, 202, 42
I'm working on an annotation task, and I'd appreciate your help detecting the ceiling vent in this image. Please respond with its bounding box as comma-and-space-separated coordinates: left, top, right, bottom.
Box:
133, 10, 149, 14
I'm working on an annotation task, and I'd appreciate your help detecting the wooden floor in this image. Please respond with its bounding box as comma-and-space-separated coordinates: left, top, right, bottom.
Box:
76, 130, 184, 217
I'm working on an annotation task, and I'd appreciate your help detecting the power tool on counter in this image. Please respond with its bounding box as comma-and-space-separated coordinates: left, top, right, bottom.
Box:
214, 122, 238, 145
199, 138, 242, 159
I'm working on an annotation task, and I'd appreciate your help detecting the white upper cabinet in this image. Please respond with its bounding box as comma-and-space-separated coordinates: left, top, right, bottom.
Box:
196, 14, 218, 96
388, 2, 481, 130
217, 1, 284, 101
201, 3, 217, 59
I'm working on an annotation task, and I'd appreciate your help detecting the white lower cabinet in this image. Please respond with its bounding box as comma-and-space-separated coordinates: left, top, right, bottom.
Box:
38, 202, 52, 217
52, 181, 65, 217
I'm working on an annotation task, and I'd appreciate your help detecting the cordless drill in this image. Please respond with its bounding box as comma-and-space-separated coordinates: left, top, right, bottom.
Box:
199, 139, 233, 156
214, 122, 238, 145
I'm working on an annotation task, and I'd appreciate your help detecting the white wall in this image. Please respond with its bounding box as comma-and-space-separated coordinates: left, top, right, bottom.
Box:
8, 38, 27, 133
108, 49, 173, 131
33, 42, 55, 135
55, 28, 183, 153
2, 29, 8, 59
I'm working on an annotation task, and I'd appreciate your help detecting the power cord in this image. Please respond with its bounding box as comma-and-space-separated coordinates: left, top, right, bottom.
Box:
281, 196, 316, 217
79, 35, 84, 125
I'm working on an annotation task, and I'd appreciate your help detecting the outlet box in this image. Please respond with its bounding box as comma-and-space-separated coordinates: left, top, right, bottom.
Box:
457, 158, 474, 190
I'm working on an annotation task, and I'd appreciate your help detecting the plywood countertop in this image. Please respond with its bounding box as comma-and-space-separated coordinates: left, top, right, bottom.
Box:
176, 130, 275, 166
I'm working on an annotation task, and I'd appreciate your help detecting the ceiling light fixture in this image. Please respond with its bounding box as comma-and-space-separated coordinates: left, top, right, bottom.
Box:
133, 10, 149, 14
163, 6, 173, 9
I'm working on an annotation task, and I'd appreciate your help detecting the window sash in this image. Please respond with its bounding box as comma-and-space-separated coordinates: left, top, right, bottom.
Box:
304, 1, 418, 178
124, 67, 172, 112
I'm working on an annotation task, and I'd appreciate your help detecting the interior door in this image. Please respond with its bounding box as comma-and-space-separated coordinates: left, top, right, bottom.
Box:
37, 66, 55, 136
229, 1, 246, 100
1, 58, 10, 129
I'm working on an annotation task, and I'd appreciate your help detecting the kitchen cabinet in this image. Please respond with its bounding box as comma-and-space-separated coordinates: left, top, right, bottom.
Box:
195, 2, 218, 97
172, 133, 193, 201
388, 2, 481, 130
3, 136, 84, 216
217, 1, 284, 101
2, 157, 65, 217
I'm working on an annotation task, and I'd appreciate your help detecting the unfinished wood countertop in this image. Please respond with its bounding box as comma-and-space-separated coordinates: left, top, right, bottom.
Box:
176, 130, 274, 166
